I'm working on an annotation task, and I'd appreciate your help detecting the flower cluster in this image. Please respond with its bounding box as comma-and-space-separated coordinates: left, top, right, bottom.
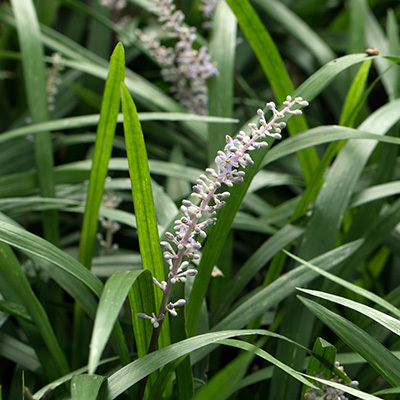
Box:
96, 191, 122, 255
199, 0, 217, 29
46, 53, 64, 111
136, 0, 218, 114
138, 96, 308, 329
304, 362, 359, 400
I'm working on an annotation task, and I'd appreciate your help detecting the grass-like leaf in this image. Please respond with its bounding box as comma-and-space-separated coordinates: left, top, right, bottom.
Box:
0, 242, 69, 379
225, 0, 318, 181
211, 224, 304, 324
301, 337, 336, 398
96, 329, 312, 400
128, 270, 161, 398
71, 374, 106, 400
0, 113, 236, 146
219, 339, 316, 389
0, 300, 31, 322
350, 181, 400, 208
299, 296, 400, 386
211, 240, 363, 332
207, 0, 236, 162
10, 0, 58, 243
88, 270, 145, 374
300, 98, 400, 259
262, 125, 400, 167
192, 338, 260, 400
253, 0, 335, 65
120, 82, 170, 349
0, 332, 40, 373
298, 288, 400, 337
0, 219, 103, 297
294, 53, 375, 102
79, 42, 125, 269
339, 60, 372, 126
272, 97, 400, 399
285, 250, 400, 318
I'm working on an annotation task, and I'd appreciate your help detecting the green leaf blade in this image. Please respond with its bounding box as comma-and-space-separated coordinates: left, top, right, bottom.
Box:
88, 270, 144, 374
79, 42, 125, 269
10, 0, 58, 242
225, 0, 318, 180
120, 83, 170, 349
299, 296, 400, 387
71, 374, 106, 400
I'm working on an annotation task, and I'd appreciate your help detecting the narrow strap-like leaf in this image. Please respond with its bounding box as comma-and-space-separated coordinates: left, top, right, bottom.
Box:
88, 270, 145, 374
120, 83, 170, 349
286, 250, 400, 318
0, 218, 103, 297
207, 0, 237, 163
128, 270, 158, 396
299, 288, 400, 337
225, 0, 318, 181
96, 329, 310, 400
299, 296, 400, 386
10, 0, 58, 243
71, 374, 106, 400
301, 338, 337, 399
0, 242, 69, 379
79, 42, 125, 269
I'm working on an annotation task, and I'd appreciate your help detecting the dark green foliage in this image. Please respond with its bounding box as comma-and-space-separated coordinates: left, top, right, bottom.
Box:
0, 0, 400, 399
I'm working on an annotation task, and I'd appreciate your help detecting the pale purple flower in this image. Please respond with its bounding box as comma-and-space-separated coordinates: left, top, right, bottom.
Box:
199, 0, 217, 29
137, 96, 308, 327
136, 0, 217, 114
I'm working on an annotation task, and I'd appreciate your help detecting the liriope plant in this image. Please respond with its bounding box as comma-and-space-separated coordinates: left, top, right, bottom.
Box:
1, 0, 400, 399
138, 97, 308, 332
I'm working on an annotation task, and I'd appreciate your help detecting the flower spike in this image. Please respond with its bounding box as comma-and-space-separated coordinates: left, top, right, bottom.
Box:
138, 96, 308, 326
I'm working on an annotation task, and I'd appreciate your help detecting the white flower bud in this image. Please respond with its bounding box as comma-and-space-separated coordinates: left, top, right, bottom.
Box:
266, 101, 275, 109
180, 261, 189, 269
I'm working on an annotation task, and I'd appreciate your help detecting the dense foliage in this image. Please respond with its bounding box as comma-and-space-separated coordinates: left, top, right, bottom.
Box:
0, 0, 400, 399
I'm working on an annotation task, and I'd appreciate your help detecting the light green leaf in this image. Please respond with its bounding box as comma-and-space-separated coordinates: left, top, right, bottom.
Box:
96, 329, 311, 400
0, 113, 237, 146
299, 296, 400, 386
10, 0, 58, 242
0, 219, 103, 297
253, 0, 335, 65
298, 288, 400, 337
210, 224, 304, 325
0, 242, 69, 378
225, 0, 317, 181
301, 338, 337, 399
285, 250, 400, 318
120, 83, 169, 349
262, 125, 400, 168
88, 270, 145, 374
208, 0, 236, 162
350, 181, 400, 208
79, 42, 125, 269
71, 374, 106, 400
212, 240, 363, 333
